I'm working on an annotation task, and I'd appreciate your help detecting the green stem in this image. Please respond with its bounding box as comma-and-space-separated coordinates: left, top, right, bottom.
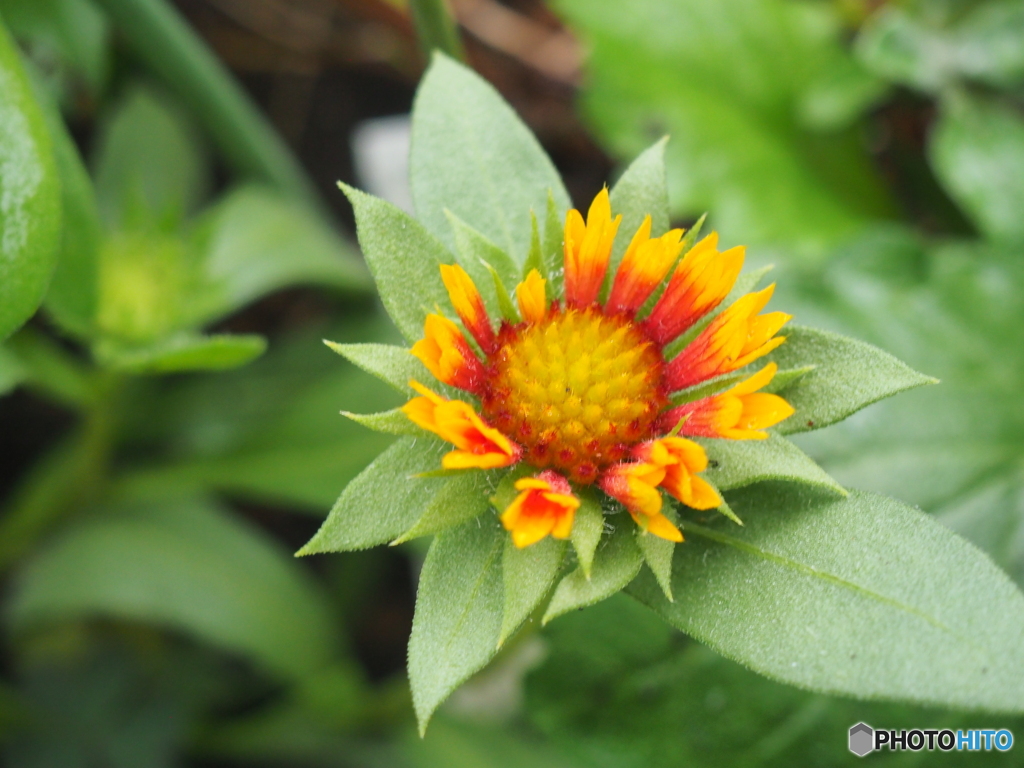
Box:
90, 0, 320, 209
409, 0, 465, 61
0, 374, 119, 572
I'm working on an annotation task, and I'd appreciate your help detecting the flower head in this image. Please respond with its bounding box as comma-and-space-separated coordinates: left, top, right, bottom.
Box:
400, 191, 793, 547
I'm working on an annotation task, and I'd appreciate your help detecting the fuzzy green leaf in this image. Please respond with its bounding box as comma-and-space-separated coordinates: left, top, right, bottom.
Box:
410, 53, 571, 263
9, 497, 337, 680
570, 489, 605, 579
500, 536, 565, 646
325, 341, 428, 395
629, 485, 1024, 712
608, 136, 670, 272
391, 470, 494, 544
298, 436, 450, 554
408, 516, 505, 734
447, 211, 521, 311
94, 333, 266, 374
342, 408, 421, 436
542, 190, 563, 287
765, 325, 936, 435
0, 23, 61, 341
635, 527, 675, 602
544, 521, 642, 624
930, 94, 1024, 242
700, 433, 845, 497
340, 183, 453, 342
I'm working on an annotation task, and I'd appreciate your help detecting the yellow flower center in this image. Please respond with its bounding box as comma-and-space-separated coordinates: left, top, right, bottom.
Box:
481, 308, 666, 483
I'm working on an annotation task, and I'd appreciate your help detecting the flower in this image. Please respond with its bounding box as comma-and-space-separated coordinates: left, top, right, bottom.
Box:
403, 188, 794, 546
500, 471, 581, 548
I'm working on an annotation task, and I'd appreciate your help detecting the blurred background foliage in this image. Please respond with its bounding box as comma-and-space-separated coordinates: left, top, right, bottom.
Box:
1, 0, 1023, 765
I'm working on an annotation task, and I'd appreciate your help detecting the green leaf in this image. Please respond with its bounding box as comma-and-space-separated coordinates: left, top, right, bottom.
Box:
298, 436, 451, 554
529, 594, 1024, 768
447, 211, 521, 310
570, 488, 605, 579
5, 325, 95, 407
115, 318, 400, 512
94, 332, 266, 374
523, 211, 546, 281
542, 190, 563, 286
635, 526, 675, 602
544, 521, 642, 624
408, 516, 505, 734
392, 470, 495, 543
608, 136, 670, 273
930, 93, 1024, 242
629, 485, 1024, 713
0, 22, 61, 341
93, 82, 208, 232
500, 536, 565, 646
856, 3, 1024, 92
0, 0, 110, 99
325, 341, 426, 394
35, 76, 102, 339
9, 496, 338, 679
763, 325, 936, 435
700, 433, 845, 497
558, 0, 890, 254
340, 183, 453, 342
342, 408, 421, 436
410, 53, 571, 263
778, 234, 1024, 587
194, 185, 370, 321
0, 344, 27, 396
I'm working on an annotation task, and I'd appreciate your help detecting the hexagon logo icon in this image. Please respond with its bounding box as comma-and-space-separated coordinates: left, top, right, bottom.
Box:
849, 722, 874, 757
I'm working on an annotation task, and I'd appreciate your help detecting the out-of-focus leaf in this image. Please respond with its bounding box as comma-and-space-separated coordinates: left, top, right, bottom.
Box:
9, 496, 339, 679
410, 53, 571, 263
557, 0, 890, 254
408, 516, 504, 734
544, 521, 642, 624
0, 344, 27, 396
781, 232, 1024, 587
0, 22, 61, 341
36, 75, 102, 339
527, 594, 1024, 768
857, 2, 1024, 92
0, 0, 108, 98
341, 183, 454, 342
94, 332, 266, 374
5, 326, 95, 407
193, 185, 370, 322
700, 434, 845, 496
403, 718, 584, 768
93, 83, 207, 231
629, 484, 1024, 712
930, 93, 1024, 242
299, 436, 451, 554
115, 316, 401, 510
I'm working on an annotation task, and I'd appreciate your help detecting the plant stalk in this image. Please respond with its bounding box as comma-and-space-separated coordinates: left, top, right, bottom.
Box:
91, 0, 321, 210
409, 0, 466, 62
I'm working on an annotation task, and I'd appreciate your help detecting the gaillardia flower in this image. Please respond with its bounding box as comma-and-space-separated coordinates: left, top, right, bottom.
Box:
401, 189, 794, 546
